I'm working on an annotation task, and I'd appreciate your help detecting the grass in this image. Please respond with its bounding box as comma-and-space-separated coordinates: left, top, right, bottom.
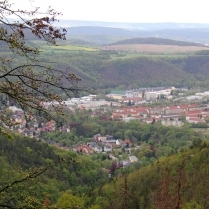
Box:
41, 44, 98, 52
29, 40, 98, 52
50, 45, 97, 51
108, 52, 190, 60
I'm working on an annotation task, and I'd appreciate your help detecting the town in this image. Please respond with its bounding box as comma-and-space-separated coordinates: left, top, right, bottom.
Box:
3, 86, 209, 166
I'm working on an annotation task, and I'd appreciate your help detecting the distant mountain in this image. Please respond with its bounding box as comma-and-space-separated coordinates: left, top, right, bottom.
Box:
66, 26, 139, 36
58, 20, 209, 30
65, 26, 209, 45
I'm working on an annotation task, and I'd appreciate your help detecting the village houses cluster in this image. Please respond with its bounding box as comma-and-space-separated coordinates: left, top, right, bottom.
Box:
4, 87, 209, 157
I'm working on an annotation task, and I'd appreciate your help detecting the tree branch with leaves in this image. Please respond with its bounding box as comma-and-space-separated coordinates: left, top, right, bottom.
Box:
0, 0, 82, 129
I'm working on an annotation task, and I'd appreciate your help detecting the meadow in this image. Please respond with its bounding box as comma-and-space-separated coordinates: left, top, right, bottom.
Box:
102, 44, 208, 53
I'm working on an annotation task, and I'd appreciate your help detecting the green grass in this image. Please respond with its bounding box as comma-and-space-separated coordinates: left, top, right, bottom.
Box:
109, 52, 191, 60
41, 44, 98, 52
29, 40, 98, 52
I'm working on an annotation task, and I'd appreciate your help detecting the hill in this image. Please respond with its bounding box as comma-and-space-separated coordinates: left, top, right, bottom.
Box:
1, 113, 209, 208
165, 55, 209, 77
36, 50, 209, 89
96, 57, 193, 88
59, 20, 209, 30
0, 133, 109, 204
87, 141, 209, 209
66, 26, 139, 36
3, 41, 209, 90
109, 37, 204, 46
65, 26, 209, 45
104, 38, 208, 53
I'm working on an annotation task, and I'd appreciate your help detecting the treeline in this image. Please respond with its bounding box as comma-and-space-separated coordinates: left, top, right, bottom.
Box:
109, 37, 204, 46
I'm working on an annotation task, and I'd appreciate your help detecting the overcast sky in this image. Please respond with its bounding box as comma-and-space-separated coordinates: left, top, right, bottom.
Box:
10, 0, 209, 23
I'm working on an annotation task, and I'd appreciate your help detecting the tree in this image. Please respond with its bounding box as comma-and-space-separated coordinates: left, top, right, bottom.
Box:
0, 0, 81, 130
0, 148, 79, 209
110, 161, 117, 176
0, 1, 81, 208
56, 190, 84, 209
0, 156, 61, 209
182, 202, 204, 209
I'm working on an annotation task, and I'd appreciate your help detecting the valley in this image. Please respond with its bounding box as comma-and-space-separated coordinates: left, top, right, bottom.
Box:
2, 20, 209, 208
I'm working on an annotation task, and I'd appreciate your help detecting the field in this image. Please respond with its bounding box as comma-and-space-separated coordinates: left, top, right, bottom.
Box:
30, 41, 98, 52
42, 45, 98, 52
108, 52, 190, 60
102, 44, 208, 53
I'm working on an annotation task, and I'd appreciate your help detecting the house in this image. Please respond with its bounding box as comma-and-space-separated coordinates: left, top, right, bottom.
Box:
164, 106, 185, 115
74, 145, 94, 154
119, 160, 130, 167
42, 120, 56, 132
98, 136, 107, 142
108, 154, 118, 161
112, 107, 150, 120
93, 134, 101, 141
106, 94, 124, 100
125, 90, 142, 98
123, 139, 131, 147
102, 140, 117, 148
104, 146, 112, 152
87, 142, 102, 152
116, 139, 121, 146
161, 119, 184, 127
129, 155, 138, 163
143, 118, 157, 124
145, 92, 159, 100
186, 117, 205, 124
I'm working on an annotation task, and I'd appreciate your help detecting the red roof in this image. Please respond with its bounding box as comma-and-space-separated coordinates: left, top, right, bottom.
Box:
124, 139, 131, 144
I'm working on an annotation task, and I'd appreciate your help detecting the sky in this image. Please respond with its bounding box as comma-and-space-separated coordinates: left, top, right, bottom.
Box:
10, 0, 209, 23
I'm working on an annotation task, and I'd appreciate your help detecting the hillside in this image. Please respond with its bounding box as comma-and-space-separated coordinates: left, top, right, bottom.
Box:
102, 44, 208, 53
2, 35, 209, 90
3, 41, 209, 90
35, 50, 209, 89
1, 113, 209, 208
165, 55, 209, 76
0, 133, 109, 204
87, 142, 209, 209
109, 37, 204, 46
96, 57, 193, 88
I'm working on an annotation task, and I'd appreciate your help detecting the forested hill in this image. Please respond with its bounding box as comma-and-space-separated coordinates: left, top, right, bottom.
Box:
37, 51, 209, 89
109, 37, 205, 46
0, 133, 109, 203
88, 141, 209, 209
96, 57, 193, 88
